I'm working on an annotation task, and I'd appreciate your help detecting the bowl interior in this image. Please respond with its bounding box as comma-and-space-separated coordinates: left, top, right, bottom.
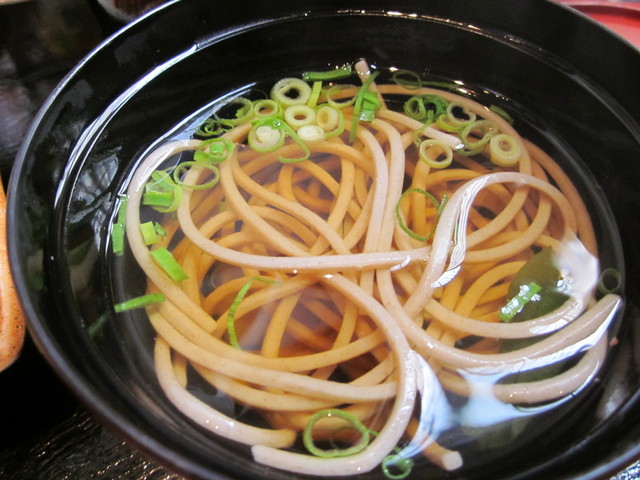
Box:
8, 1, 640, 479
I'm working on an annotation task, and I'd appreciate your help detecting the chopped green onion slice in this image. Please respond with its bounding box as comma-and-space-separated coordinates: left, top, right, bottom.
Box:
395, 188, 446, 241
382, 454, 414, 480
499, 282, 542, 322
303, 409, 370, 458
306, 80, 322, 108
349, 71, 380, 143
114, 293, 166, 313
403, 94, 448, 123
598, 268, 622, 294
359, 91, 382, 122
248, 122, 286, 153
459, 120, 498, 150
297, 124, 325, 143
150, 247, 188, 283
194, 138, 235, 164
302, 64, 353, 82
325, 84, 357, 109
315, 105, 344, 137
277, 121, 311, 163
214, 97, 254, 126
111, 196, 127, 255
154, 222, 167, 238
87, 313, 109, 338
227, 276, 279, 349
143, 170, 183, 213
253, 99, 282, 118
248, 116, 310, 162
140, 221, 160, 245
142, 188, 183, 212
271, 77, 312, 106
445, 102, 477, 129
284, 105, 316, 129
172, 161, 221, 190
489, 133, 522, 167
142, 191, 174, 207
390, 69, 423, 90
195, 117, 228, 137
435, 114, 462, 133
418, 139, 453, 169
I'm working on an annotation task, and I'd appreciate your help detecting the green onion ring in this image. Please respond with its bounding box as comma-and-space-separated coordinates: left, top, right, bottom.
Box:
253, 99, 282, 118
418, 139, 453, 169
325, 84, 357, 109
390, 69, 423, 90
381, 454, 414, 480
315, 105, 345, 137
195, 138, 235, 164
284, 105, 316, 129
303, 409, 371, 458
598, 268, 622, 294
489, 133, 522, 167
445, 102, 477, 129
172, 161, 220, 190
214, 97, 254, 126
248, 123, 286, 153
395, 188, 446, 241
195, 117, 228, 137
459, 120, 498, 150
302, 64, 353, 82
297, 124, 325, 143
270, 77, 312, 106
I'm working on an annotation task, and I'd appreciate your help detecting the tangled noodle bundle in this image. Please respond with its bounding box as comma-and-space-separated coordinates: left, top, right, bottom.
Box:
120, 65, 622, 477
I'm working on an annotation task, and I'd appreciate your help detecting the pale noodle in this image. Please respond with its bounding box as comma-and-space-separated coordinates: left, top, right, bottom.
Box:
120, 73, 622, 478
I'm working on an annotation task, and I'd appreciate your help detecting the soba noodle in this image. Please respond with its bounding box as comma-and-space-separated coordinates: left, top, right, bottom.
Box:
116, 60, 622, 478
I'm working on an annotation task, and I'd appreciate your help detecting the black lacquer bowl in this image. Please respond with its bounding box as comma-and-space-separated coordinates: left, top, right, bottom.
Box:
7, 1, 640, 479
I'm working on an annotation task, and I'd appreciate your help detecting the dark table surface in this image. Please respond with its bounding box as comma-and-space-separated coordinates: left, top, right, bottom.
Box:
0, 1, 639, 479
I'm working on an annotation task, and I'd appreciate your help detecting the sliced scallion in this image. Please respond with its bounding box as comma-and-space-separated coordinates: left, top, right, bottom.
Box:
418, 139, 453, 169
195, 117, 228, 138
284, 105, 316, 130
227, 276, 279, 349
114, 293, 166, 313
194, 138, 235, 164
315, 105, 344, 137
253, 99, 281, 118
172, 161, 221, 190
271, 77, 312, 107
302, 64, 353, 82
149, 247, 188, 283
214, 97, 254, 127
403, 94, 448, 123
395, 188, 447, 242
381, 454, 414, 480
325, 84, 357, 109
390, 69, 422, 90
598, 267, 622, 294
143, 170, 183, 213
349, 71, 380, 143
111, 196, 128, 255
489, 133, 522, 167
459, 120, 498, 151
303, 409, 370, 458
140, 221, 160, 245
306, 80, 322, 108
